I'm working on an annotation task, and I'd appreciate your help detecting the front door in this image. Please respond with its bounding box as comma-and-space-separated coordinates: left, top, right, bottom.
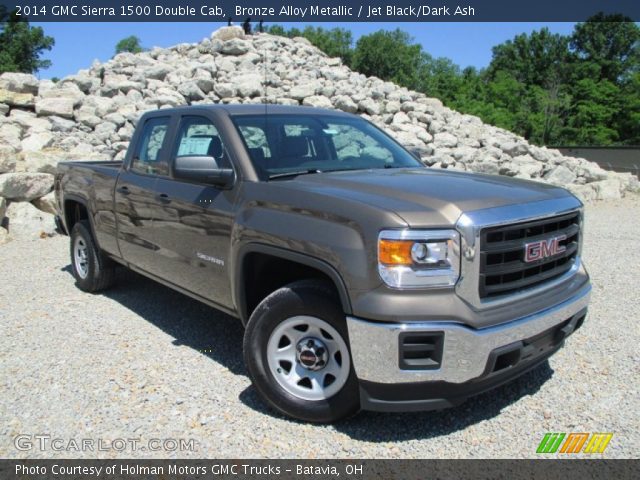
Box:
151, 115, 237, 308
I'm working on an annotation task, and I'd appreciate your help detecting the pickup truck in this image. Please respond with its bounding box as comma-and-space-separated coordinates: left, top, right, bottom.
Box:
55, 104, 591, 422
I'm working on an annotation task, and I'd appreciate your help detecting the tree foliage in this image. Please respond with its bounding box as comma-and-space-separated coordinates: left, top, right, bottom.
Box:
351, 29, 424, 89
115, 35, 144, 54
0, 6, 55, 74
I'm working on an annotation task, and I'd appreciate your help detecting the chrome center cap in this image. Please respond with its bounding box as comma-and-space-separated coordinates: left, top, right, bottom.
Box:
296, 337, 328, 371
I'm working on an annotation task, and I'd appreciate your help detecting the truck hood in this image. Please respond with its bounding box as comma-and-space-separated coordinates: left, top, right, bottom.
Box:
286, 167, 573, 226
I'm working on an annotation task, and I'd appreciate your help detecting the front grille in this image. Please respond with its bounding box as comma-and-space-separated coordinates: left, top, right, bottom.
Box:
479, 211, 580, 298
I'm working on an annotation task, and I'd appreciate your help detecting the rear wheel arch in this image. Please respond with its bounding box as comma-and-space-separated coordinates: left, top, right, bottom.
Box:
63, 197, 99, 245
235, 244, 352, 326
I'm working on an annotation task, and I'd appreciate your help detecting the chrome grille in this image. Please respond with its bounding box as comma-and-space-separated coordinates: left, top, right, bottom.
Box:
479, 212, 581, 298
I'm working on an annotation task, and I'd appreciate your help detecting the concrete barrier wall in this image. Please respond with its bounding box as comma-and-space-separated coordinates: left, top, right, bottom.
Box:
555, 146, 640, 179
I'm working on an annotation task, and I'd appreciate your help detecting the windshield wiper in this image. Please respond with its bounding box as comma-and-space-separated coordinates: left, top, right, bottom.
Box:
268, 169, 323, 180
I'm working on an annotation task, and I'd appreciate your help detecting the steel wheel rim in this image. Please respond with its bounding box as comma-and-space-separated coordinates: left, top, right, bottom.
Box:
73, 237, 89, 279
266, 316, 350, 401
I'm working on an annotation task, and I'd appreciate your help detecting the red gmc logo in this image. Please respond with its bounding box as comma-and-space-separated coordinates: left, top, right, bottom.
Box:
524, 235, 567, 263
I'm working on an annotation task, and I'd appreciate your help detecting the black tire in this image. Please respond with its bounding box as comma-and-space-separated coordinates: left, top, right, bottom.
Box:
70, 220, 116, 293
243, 279, 360, 423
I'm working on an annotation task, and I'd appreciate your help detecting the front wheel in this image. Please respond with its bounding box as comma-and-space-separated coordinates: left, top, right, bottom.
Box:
243, 280, 360, 423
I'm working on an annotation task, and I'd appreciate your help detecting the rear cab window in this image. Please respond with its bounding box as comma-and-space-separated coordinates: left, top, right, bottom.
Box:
131, 117, 171, 176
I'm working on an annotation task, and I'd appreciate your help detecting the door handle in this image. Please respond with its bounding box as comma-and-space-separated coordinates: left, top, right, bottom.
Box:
116, 186, 130, 195
156, 193, 171, 204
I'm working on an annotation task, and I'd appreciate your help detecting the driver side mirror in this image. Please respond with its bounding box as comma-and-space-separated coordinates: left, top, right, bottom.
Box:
174, 156, 235, 188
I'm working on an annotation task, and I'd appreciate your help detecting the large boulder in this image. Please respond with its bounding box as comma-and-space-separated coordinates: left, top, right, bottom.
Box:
0, 226, 9, 245
0, 146, 17, 173
0, 172, 54, 201
0, 73, 39, 94
211, 26, 244, 42
32, 191, 57, 215
4, 201, 56, 239
35, 97, 76, 118
543, 165, 577, 186
0, 89, 35, 108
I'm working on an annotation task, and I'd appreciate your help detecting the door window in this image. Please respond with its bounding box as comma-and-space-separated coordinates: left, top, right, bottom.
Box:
131, 117, 171, 176
175, 116, 230, 168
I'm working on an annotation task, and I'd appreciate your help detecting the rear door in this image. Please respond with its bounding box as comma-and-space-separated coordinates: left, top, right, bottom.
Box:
151, 114, 237, 308
115, 115, 173, 273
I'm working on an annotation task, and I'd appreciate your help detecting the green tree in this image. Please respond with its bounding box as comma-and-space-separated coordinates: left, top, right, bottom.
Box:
562, 78, 621, 144
570, 13, 640, 84
418, 55, 462, 103
115, 35, 144, 54
300, 26, 353, 65
616, 72, 640, 144
352, 29, 424, 89
0, 7, 54, 74
488, 28, 571, 87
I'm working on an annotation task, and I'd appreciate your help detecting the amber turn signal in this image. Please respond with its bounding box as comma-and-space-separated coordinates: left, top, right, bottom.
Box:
378, 239, 414, 265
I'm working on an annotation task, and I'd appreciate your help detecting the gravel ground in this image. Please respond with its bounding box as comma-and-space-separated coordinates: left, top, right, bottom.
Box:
1, 196, 638, 459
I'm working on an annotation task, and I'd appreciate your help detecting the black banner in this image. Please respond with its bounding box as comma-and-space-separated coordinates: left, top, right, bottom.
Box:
0, 0, 639, 22
1, 460, 639, 480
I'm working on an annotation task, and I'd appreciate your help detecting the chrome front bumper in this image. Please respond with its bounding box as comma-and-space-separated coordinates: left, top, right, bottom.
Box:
346, 281, 591, 384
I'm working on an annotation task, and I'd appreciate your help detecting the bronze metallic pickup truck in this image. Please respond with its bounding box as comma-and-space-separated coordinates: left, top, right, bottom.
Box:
55, 105, 591, 422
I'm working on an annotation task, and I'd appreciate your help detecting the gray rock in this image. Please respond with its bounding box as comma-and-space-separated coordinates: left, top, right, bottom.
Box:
333, 96, 357, 113
0, 104, 8, 116
0, 124, 23, 150
0, 226, 8, 245
593, 179, 623, 201
0, 172, 54, 201
0, 196, 6, 219
5, 201, 56, 239
302, 95, 333, 109
20, 150, 64, 174
40, 84, 85, 107
146, 64, 173, 81
211, 26, 244, 42
289, 83, 318, 100
214, 83, 236, 99
220, 39, 251, 55
36, 98, 76, 119
236, 74, 263, 98
0, 72, 39, 94
471, 161, 500, 176
31, 191, 57, 215
178, 81, 206, 101
0, 89, 35, 108
49, 116, 77, 133
0, 146, 17, 173
575, 162, 609, 182
358, 98, 381, 116
433, 132, 458, 148
567, 184, 597, 203
21, 132, 54, 152
543, 165, 577, 186
501, 141, 529, 157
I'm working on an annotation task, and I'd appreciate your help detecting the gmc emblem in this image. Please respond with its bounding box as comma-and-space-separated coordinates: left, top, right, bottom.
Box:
524, 235, 567, 263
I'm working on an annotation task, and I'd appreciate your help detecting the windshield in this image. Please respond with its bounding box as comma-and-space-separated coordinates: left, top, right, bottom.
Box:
231, 114, 423, 179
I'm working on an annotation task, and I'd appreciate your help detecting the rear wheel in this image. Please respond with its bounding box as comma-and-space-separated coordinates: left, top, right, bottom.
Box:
70, 220, 115, 292
243, 280, 360, 423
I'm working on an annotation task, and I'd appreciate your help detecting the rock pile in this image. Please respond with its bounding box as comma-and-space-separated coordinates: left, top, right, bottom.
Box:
0, 26, 637, 242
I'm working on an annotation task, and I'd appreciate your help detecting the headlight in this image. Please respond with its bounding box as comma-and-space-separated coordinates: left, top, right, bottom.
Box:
378, 229, 460, 288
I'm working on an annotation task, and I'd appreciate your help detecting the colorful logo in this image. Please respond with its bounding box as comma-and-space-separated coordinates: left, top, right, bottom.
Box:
537, 432, 613, 454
